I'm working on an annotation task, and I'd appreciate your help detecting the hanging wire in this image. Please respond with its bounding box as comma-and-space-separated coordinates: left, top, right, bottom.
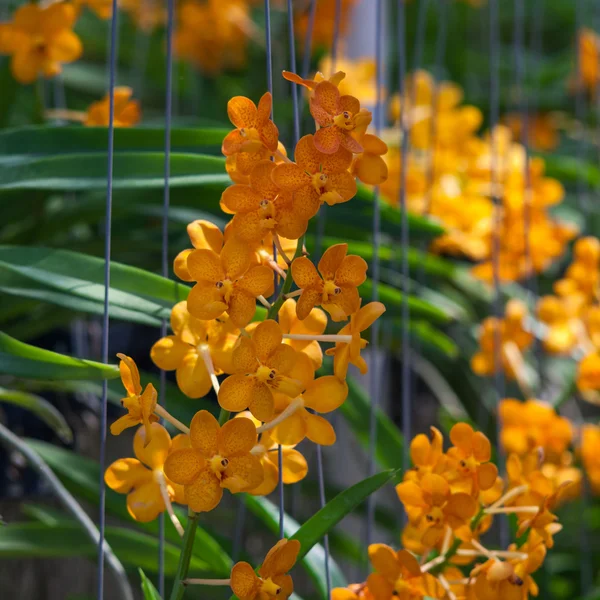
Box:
156, 0, 175, 594
301, 0, 317, 79
331, 0, 343, 72
365, 0, 384, 553
97, 1, 119, 597
412, 0, 430, 74
287, 0, 300, 146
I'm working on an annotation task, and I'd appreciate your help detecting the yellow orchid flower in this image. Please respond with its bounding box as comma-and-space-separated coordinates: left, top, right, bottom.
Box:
163, 410, 263, 513
84, 87, 141, 127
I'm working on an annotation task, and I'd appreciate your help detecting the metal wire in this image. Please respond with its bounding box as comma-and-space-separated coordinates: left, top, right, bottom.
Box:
287, 0, 300, 147
97, 1, 119, 597
331, 0, 343, 72
575, 0, 588, 220
301, 0, 317, 79
365, 0, 384, 553
412, 0, 430, 73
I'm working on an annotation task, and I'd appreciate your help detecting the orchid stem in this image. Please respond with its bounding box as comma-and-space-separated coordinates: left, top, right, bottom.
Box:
268, 260, 287, 279
275, 148, 293, 163
197, 344, 221, 395
282, 333, 353, 343
488, 484, 528, 510
154, 404, 190, 435
456, 549, 529, 560
438, 574, 457, 600
169, 510, 199, 600
257, 397, 304, 434
156, 471, 184, 537
183, 578, 231, 586
257, 295, 272, 309
284, 289, 302, 299
273, 233, 292, 265
484, 506, 539, 515
45, 108, 86, 122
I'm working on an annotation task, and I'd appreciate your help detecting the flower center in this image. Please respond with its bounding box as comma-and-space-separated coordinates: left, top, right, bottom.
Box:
32, 36, 47, 56
121, 395, 142, 418
333, 110, 355, 130
311, 172, 329, 194
260, 577, 282, 597
458, 455, 478, 474
256, 364, 277, 383
425, 506, 444, 526
323, 279, 342, 302
393, 578, 413, 596
215, 278, 234, 303
209, 454, 229, 477
259, 199, 277, 229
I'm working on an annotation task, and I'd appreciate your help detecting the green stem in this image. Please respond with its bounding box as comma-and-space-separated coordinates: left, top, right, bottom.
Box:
218, 408, 230, 426
267, 234, 305, 320
169, 510, 199, 600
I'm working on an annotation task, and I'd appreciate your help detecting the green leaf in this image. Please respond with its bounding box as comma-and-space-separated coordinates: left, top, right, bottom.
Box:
291, 469, 400, 561
26, 439, 232, 576
139, 568, 163, 600
339, 376, 404, 470
244, 495, 347, 598
0, 126, 228, 165
0, 387, 72, 443
0, 521, 208, 576
0, 331, 119, 380
0, 152, 229, 191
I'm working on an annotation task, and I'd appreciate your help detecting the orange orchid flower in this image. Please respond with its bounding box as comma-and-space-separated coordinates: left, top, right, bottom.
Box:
366, 544, 444, 600
173, 219, 224, 282
291, 243, 368, 321
221, 159, 311, 241
577, 352, 600, 397
74, 0, 113, 19
0, 2, 83, 84
222, 92, 279, 157
446, 423, 499, 495
278, 298, 327, 368
403, 426, 446, 483
230, 538, 300, 600
332, 583, 374, 600
581, 424, 600, 494
269, 375, 349, 447
309, 80, 372, 154
271, 134, 357, 210
396, 473, 477, 546
163, 410, 263, 512
84, 87, 141, 127
471, 557, 538, 600
218, 320, 305, 422
186, 236, 273, 328
351, 134, 389, 186
150, 301, 239, 398
105, 423, 185, 522
325, 301, 386, 379
110, 353, 158, 445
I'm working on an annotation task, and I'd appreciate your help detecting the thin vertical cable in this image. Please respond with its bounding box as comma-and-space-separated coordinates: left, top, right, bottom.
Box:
397, 0, 410, 481
287, 0, 300, 146
575, 0, 588, 219
157, 0, 175, 594
301, 0, 317, 79
412, 0, 430, 73
365, 0, 384, 552
265, 0, 273, 105
331, 0, 342, 72
97, 1, 118, 597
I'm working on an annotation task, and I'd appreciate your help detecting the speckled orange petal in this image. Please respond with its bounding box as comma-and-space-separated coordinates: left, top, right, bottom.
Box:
231, 211, 265, 242
272, 409, 306, 445
220, 237, 252, 280
126, 481, 164, 522
318, 243, 347, 279
321, 145, 353, 174
189, 410, 219, 457
314, 126, 343, 154
296, 287, 322, 321
256, 91, 273, 125
259, 538, 301, 578
248, 457, 279, 496
105, 458, 149, 493
185, 468, 223, 512
218, 373, 259, 412
134, 422, 171, 469
250, 160, 279, 200
228, 96, 257, 128
187, 249, 223, 283
291, 256, 320, 288
293, 134, 322, 173
314, 80, 340, 115
117, 353, 142, 396
340, 131, 364, 154
232, 336, 259, 373
231, 561, 260, 600
303, 376, 348, 413
219, 416, 257, 456
186, 283, 227, 321
291, 185, 321, 220
228, 290, 259, 328
248, 384, 275, 421
339, 95, 361, 115
354, 302, 386, 331
237, 265, 273, 296
173, 249, 193, 281
275, 205, 310, 240
150, 335, 189, 371
163, 448, 206, 485
175, 351, 212, 399
353, 153, 388, 185
310, 97, 334, 127
271, 162, 309, 191
368, 543, 402, 580
222, 453, 264, 493
268, 344, 297, 376
222, 129, 246, 156
336, 257, 368, 288
221, 184, 262, 214
260, 119, 279, 152
327, 171, 357, 203
305, 412, 336, 445
253, 320, 283, 360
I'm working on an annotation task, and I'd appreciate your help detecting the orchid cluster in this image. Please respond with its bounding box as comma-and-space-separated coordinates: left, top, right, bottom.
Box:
334, 423, 572, 600
102, 69, 391, 597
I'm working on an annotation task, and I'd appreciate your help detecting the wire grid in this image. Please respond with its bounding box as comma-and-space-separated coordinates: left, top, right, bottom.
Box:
87, 0, 593, 598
